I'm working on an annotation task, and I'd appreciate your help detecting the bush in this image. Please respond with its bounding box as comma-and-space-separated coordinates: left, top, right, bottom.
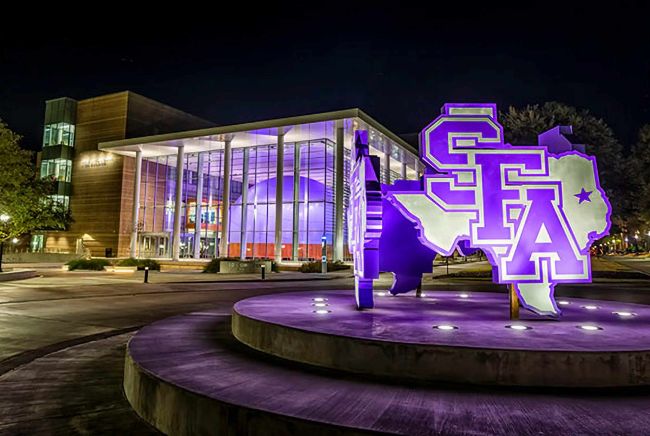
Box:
203, 257, 278, 273
115, 257, 139, 267
115, 257, 161, 270
138, 258, 161, 270
203, 257, 240, 273
66, 258, 112, 271
299, 260, 350, 273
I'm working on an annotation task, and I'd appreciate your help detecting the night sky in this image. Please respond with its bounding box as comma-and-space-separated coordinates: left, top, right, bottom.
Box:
2, 2, 649, 151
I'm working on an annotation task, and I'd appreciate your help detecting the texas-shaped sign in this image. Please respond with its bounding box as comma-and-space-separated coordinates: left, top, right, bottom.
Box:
349, 103, 611, 317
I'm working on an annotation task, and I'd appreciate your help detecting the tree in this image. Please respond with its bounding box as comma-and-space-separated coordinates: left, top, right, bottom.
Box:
0, 120, 70, 245
627, 125, 650, 233
500, 102, 626, 229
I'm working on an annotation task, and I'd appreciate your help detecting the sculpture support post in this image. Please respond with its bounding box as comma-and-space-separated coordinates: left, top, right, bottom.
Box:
509, 284, 519, 320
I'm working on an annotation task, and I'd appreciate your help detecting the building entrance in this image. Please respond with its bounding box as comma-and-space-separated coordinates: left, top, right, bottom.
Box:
139, 233, 170, 258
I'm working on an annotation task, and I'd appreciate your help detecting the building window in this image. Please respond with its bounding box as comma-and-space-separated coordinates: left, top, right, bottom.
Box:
48, 195, 70, 209
43, 122, 75, 147
40, 159, 72, 182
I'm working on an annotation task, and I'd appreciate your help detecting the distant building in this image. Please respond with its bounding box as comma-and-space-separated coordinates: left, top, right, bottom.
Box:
35, 91, 419, 261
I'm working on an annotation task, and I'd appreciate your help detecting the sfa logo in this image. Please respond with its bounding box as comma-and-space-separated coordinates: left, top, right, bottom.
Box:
349, 103, 611, 317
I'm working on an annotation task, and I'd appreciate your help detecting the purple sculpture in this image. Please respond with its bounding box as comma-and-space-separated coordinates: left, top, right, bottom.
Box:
349, 103, 612, 317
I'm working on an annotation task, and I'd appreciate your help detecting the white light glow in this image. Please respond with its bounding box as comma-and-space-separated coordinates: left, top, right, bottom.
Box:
613, 311, 636, 317
313, 298, 327, 302
582, 305, 598, 310
433, 324, 458, 330
376, 292, 387, 297
458, 293, 469, 299
506, 324, 531, 331
579, 325, 602, 331
312, 303, 328, 307
313, 309, 331, 314
558, 301, 570, 306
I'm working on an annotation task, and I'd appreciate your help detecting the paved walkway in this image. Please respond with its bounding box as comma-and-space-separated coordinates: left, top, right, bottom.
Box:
0, 272, 649, 434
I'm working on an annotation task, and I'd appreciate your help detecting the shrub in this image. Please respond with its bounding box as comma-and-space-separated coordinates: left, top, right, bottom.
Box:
203, 258, 221, 273
203, 257, 240, 273
115, 257, 139, 267
115, 258, 161, 270
203, 257, 277, 273
299, 260, 350, 273
138, 258, 161, 270
66, 258, 112, 271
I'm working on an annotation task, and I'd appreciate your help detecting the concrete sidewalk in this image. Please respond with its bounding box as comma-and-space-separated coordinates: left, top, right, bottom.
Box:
0, 268, 352, 287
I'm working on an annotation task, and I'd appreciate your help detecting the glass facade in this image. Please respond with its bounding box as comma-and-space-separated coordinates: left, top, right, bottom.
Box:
43, 122, 75, 147
122, 115, 418, 260
40, 97, 77, 212
40, 158, 72, 182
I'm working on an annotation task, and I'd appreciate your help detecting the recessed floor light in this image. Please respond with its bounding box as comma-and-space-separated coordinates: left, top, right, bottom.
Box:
578, 325, 602, 331
582, 305, 599, 310
312, 297, 328, 302
506, 324, 532, 330
313, 309, 331, 314
613, 311, 636, 317
433, 324, 458, 330
558, 301, 570, 306
376, 292, 387, 297
312, 303, 328, 307
458, 293, 469, 299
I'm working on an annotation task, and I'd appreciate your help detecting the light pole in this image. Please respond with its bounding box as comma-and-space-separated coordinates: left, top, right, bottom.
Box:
0, 214, 10, 273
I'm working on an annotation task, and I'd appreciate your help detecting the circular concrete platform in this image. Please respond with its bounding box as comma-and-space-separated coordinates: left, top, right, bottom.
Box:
124, 309, 650, 435
232, 291, 650, 387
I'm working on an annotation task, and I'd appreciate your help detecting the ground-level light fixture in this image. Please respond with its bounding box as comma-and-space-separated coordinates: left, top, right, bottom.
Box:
506, 324, 532, 330
376, 292, 387, 297
312, 303, 328, 307
558, 300, 570, 306
433, 324, 458, 330
613, 311, 636, 317
578, 325, 602, 331
313, 309, 331, 314
458, 293, 469, 299
582, 305, 599, 310
11, 238, 18, 244
312, 297, 328, 302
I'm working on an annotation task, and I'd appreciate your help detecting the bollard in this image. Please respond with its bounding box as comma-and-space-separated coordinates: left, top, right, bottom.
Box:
261, 264, 266, 280
321, 235, 327, 274
144, 266, 149, 283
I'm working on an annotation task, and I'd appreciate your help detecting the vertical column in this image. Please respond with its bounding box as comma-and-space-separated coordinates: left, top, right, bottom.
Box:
292, 142, 300, 260
333, 120, 345, 261
384, 146, 391, 184
415, 159, 423, 178
219, 138, 232, 258
274, 130, 285, 263
239, 148, 249, 260
193, 152, 205, 259
172, 146, 185, 261
400, 151, 407, 180
130, 150, 142, 258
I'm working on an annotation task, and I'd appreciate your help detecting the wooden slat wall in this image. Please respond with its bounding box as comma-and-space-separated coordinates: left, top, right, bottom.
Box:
44, 91, 213, 258
45, 92, 129, 257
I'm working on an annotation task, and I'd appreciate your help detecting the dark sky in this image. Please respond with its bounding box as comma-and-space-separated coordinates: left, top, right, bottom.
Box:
2, 2, 649, 151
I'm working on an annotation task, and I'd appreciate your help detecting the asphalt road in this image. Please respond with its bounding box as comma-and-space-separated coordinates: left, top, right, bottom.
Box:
0, 271, 649, 434
608, 256, 650, 276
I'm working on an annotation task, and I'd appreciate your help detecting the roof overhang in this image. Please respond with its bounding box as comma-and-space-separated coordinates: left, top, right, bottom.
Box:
98, 108, 417, 158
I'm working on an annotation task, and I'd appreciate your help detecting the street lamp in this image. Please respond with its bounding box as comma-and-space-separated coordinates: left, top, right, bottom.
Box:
0, 214, 10, 273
